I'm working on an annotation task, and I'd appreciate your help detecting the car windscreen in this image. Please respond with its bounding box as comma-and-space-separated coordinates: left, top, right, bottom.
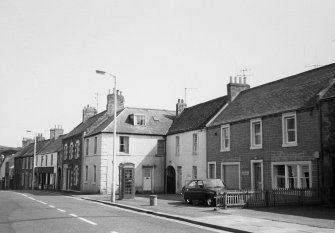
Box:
204, 179, 225, 188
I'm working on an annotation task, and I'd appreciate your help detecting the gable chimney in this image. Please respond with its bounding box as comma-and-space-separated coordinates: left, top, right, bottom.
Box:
227, 76, 250, 102
50, 125, 64, 140
83, 105, 97, 122
106, 89, 125, 116
176, 99, 187, 117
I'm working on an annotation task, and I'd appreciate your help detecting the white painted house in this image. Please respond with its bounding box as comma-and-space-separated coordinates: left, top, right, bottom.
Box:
166, 97, 228, 193
81, 91, 174, 194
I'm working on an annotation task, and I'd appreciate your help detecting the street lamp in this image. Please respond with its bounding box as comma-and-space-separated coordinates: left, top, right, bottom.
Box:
95, 69, 117, 203
27, 130, 37, 190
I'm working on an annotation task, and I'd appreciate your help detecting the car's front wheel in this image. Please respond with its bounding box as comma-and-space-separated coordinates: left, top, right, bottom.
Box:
185, 198, 192, 204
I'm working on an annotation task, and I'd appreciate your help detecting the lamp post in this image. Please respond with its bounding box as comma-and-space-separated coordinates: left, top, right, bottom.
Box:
95, 70, 117, 203
27, 130, 37, 190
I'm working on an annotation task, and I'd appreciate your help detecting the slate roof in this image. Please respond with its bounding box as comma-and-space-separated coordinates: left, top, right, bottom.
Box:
15, 140, 50, 158
167, 96, 228, 135
86, 107, 175, 137
210, 63, 335, 127
63, 110, 106, 139
321, 80, 335, 100
37, 135, 65, 155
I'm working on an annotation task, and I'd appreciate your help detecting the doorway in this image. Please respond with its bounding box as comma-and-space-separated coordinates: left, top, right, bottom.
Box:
57, 167, 61, 190
143, 167, 152, 192
251, 160, 263, 190
166, 166, 176, 194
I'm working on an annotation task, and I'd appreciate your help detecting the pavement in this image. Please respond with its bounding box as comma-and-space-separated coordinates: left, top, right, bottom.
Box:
69, 192, 335, 233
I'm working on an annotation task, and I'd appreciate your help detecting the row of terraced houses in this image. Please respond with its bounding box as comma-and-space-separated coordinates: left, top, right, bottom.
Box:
7, 64, 335, 203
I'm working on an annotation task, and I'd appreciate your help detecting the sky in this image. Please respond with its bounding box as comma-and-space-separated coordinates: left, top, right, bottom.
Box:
1, 0, 335, 147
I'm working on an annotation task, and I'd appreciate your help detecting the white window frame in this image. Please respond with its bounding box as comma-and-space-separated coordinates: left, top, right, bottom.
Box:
282, 112, 297, 147
175, 136, 180, 155
119, 136, 129, 153
250, 118, 262, 149
134, 114, 146, 126
94, 137, 97, 155
192, 133, 198, 155
86, 139, 89, 156
207, 162, 216, 179
271, 161, 312, 189
221, 162, 241, 189
93, 165, 97, 183
85, 165, 88, 182
220, 125, 230, 152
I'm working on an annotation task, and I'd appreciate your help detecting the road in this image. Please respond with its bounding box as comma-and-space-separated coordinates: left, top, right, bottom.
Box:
0, 190, 225, 233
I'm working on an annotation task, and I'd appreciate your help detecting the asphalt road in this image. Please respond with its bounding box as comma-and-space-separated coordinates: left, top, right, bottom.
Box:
0, 190, 225, 233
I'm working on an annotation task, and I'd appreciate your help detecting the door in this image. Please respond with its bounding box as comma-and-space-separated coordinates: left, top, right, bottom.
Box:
222, 164, 240, 189
143, 168, 152, 192
166, 166, 176, 194
251, 161, 263, 190
177, 166, 182, 193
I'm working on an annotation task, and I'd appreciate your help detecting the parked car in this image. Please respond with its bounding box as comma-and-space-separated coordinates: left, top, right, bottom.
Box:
181, 179, 227, 206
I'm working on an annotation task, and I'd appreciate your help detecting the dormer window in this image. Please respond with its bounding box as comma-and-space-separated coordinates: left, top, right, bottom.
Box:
134, 114, 146, 126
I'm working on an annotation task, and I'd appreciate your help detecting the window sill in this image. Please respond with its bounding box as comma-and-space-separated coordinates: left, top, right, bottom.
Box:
282, 142, 298, 147
220, 149, 230, 152
250, 146, 262, 150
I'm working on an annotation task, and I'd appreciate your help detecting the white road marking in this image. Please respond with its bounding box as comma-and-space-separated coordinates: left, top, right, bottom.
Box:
94, 202, 226, 233
28, 197, 35, 200
57, 208, 66, 212
36, 200, 47, 204
49, 205, 55, 208
69, 214, 78, 218
110, 231, 119, 233
65, 196, 83, 201
78, 217, 97, 226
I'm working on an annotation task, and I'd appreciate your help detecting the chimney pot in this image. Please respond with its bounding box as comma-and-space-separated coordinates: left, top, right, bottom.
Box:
243, 77, 246, 84
230, 76, 232, 83
239, 76, 242, 84
234, 76, 237, 83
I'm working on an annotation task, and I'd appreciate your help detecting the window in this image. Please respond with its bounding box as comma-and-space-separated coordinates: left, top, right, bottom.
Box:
250, 119, 262, 149
36, 155, 38, 166
86, 139, 89, 156
157, 140, 165, 155
85, 165, 88, 181
51, 154, 53, 166
41, 156, 44, 166
69, 143, 74, 159
21, 173, 24, 186
272, 162, 311, 189
134, 114, 146, 126
63, 144, 68, 160
93, 165, 96, 182
208, 162, 216, 179
119, 136, 129, 153
176, 136, 180, 155
220, 125, 230, 151
45, 155, 48, 166
30, 157, 33, 169
22, 158, 25, 169
192, 166, 197, 179
94, 137, 97, 154
282, 112, 297, 147
75, 140, 80, 159
74, 166, 79, 185
192, 133, 198, 155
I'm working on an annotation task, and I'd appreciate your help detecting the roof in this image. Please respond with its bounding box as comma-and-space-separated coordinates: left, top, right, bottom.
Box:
15, 140, 50, 158
37, 135, 64, 155
86, 107, 175, 137
321, 80, 335, 100
210, 63, 335, 126
167, 96, 228, 135
63, 110, 106, 139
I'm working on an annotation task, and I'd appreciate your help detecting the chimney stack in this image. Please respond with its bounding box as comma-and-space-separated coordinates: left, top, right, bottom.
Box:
83, 105, 97, 122
106, 89, 125, 116
227, 76, 250, 102
176, 99, 187, 117
50, 125, 64, 140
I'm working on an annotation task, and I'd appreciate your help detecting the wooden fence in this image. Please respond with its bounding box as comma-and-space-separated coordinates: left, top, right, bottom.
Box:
215, 188, 321, 209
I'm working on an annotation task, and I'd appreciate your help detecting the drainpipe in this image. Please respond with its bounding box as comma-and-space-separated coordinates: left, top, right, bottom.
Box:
319, 103, 325, 202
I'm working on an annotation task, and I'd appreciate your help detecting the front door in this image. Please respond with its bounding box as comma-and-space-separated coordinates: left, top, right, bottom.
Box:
166, 166, 176, 194
251, 160, 263, 190
143, 168, 152, 192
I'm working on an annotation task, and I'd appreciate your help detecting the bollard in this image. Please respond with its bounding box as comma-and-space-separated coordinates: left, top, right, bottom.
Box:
149, 195, 157, 206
